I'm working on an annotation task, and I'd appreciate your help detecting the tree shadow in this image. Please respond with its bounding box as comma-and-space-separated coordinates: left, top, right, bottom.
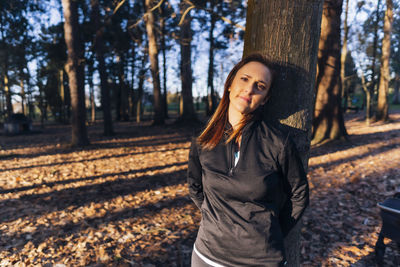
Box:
309, 138, 400, 172
310, 128, 400, 158
1, 134, 190, 162
0, 147, 185, 173
1, 195, 194, 258
0, 120, 202, 153
301, 165, 400, 266
0, 167, 187, 224
0, 161, 187, 194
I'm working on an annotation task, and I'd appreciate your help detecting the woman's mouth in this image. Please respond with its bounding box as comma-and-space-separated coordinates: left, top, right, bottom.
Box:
239, 96, 251, 103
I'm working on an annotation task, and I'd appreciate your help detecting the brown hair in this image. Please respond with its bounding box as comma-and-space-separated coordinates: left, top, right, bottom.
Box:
198, 53, 275, 149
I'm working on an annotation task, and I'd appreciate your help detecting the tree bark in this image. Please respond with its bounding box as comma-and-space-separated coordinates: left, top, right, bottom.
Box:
340, 0, 349, 112
61, 0, 89, 146
360, 71, 372, 125
179, 0, 196, 121
207, 7, 217, 116
144, 0, 164, 125
136, 54, 146, 123
116, 54, 129, 121
160, 3, 168, 118
370, 0, 382, 102
4, 71, 13, 118
87, 62, 96, 123
392, 74, 400, 104
180, 2, 196, 121
130, 46, 136, 117
20, 79, 25, 115
91, 0, 114, 136
376, 0, 393, 122
59, 68, 66, 123
243, 0, 323, 265
312, 0, 347, 145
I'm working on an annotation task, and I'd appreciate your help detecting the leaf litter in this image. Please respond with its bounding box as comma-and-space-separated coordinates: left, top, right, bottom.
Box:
0, 113, 399, 266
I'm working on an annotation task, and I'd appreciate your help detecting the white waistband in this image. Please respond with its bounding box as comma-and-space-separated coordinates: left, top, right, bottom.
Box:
193, 244, 226, 267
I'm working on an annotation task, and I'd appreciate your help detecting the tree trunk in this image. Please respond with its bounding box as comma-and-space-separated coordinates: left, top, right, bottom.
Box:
59, 68, 66, 123
243, 0, 323, 265
136, 55, 146, 123
130, 46, 136, 117
360, 71, 372, 125
376, 0, 393, 122
144, 0, 164, 125
62, 0, 89, 146
340, 0, 349, 112
117, 54, 129, 121
312, 0, 347, 145
20, 79, 25, 115
87, 63, 96, 123
4, 72, 12, 118
91, 0, 114, 136
370, 0, 382, 101
160, 3, 168, 118
179, 1, 196, 121
207, 9, 217, 116
392, 74, 400, 104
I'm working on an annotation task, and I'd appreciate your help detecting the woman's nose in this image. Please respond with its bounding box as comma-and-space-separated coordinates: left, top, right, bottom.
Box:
243, 82, 256, 94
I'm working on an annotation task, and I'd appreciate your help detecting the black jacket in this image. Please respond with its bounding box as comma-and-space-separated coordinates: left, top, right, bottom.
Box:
187, 119, 309, 267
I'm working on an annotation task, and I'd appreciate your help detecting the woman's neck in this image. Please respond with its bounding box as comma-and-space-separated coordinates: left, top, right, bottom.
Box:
228, 107, 244, 131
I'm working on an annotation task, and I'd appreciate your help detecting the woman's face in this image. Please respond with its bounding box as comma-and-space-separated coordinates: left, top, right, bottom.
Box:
228, 61, 272, 117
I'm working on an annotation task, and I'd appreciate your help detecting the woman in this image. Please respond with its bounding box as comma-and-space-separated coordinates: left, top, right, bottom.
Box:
187, 53, 309, 267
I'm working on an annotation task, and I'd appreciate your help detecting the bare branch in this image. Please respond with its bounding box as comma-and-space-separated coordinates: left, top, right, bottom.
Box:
178, 5, 195, 26
149, 0, 165, 12
188, 0, 245, 31
128, 0, 165, 30
113, 0, 127, 15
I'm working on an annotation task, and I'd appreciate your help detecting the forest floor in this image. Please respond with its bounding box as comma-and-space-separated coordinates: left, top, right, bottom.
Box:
0, 111, 399, 267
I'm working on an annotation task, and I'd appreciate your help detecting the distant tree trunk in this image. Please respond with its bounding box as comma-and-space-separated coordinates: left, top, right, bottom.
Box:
91, 0, 114, 136
243, 0, 323, 266
160, 3, 168, 118
87, 63, 96, 123
115, 76, 121, 121
117, 54, 129, 121
207, 9, 217, 116
144, 0, 164, 125
179, 1, 196, 121
370, 0, 382, 114
61, 0, 89, 146
20, 79, 25, 115
376, 0, 393, 122
136, 54, 146, 123
179, 93, 183, 116
340, 0, 349, 112
129, 46, 136, 117
4, 71, 12, 118
37, 79, 45, 127
59, 68, 66, 123
392, 74, 400, 104
360, 72, 372, 125
312, 0, 347, 145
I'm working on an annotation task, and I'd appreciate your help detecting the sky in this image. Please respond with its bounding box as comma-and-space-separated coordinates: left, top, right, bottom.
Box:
17, 0, 378, 109
22, 0, 244, 106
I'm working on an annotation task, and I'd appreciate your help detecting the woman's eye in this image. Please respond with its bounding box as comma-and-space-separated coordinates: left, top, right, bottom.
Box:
257, 84, 266, 91
240, 77, 248, 81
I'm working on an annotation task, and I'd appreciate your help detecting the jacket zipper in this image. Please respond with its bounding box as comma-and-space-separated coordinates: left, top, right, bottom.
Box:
227, 121, 253, 176
228, 140, 234, 176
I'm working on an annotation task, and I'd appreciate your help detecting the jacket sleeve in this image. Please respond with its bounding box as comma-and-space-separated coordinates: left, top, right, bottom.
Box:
187, 138, 204, 209
278, 135, 309, 237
